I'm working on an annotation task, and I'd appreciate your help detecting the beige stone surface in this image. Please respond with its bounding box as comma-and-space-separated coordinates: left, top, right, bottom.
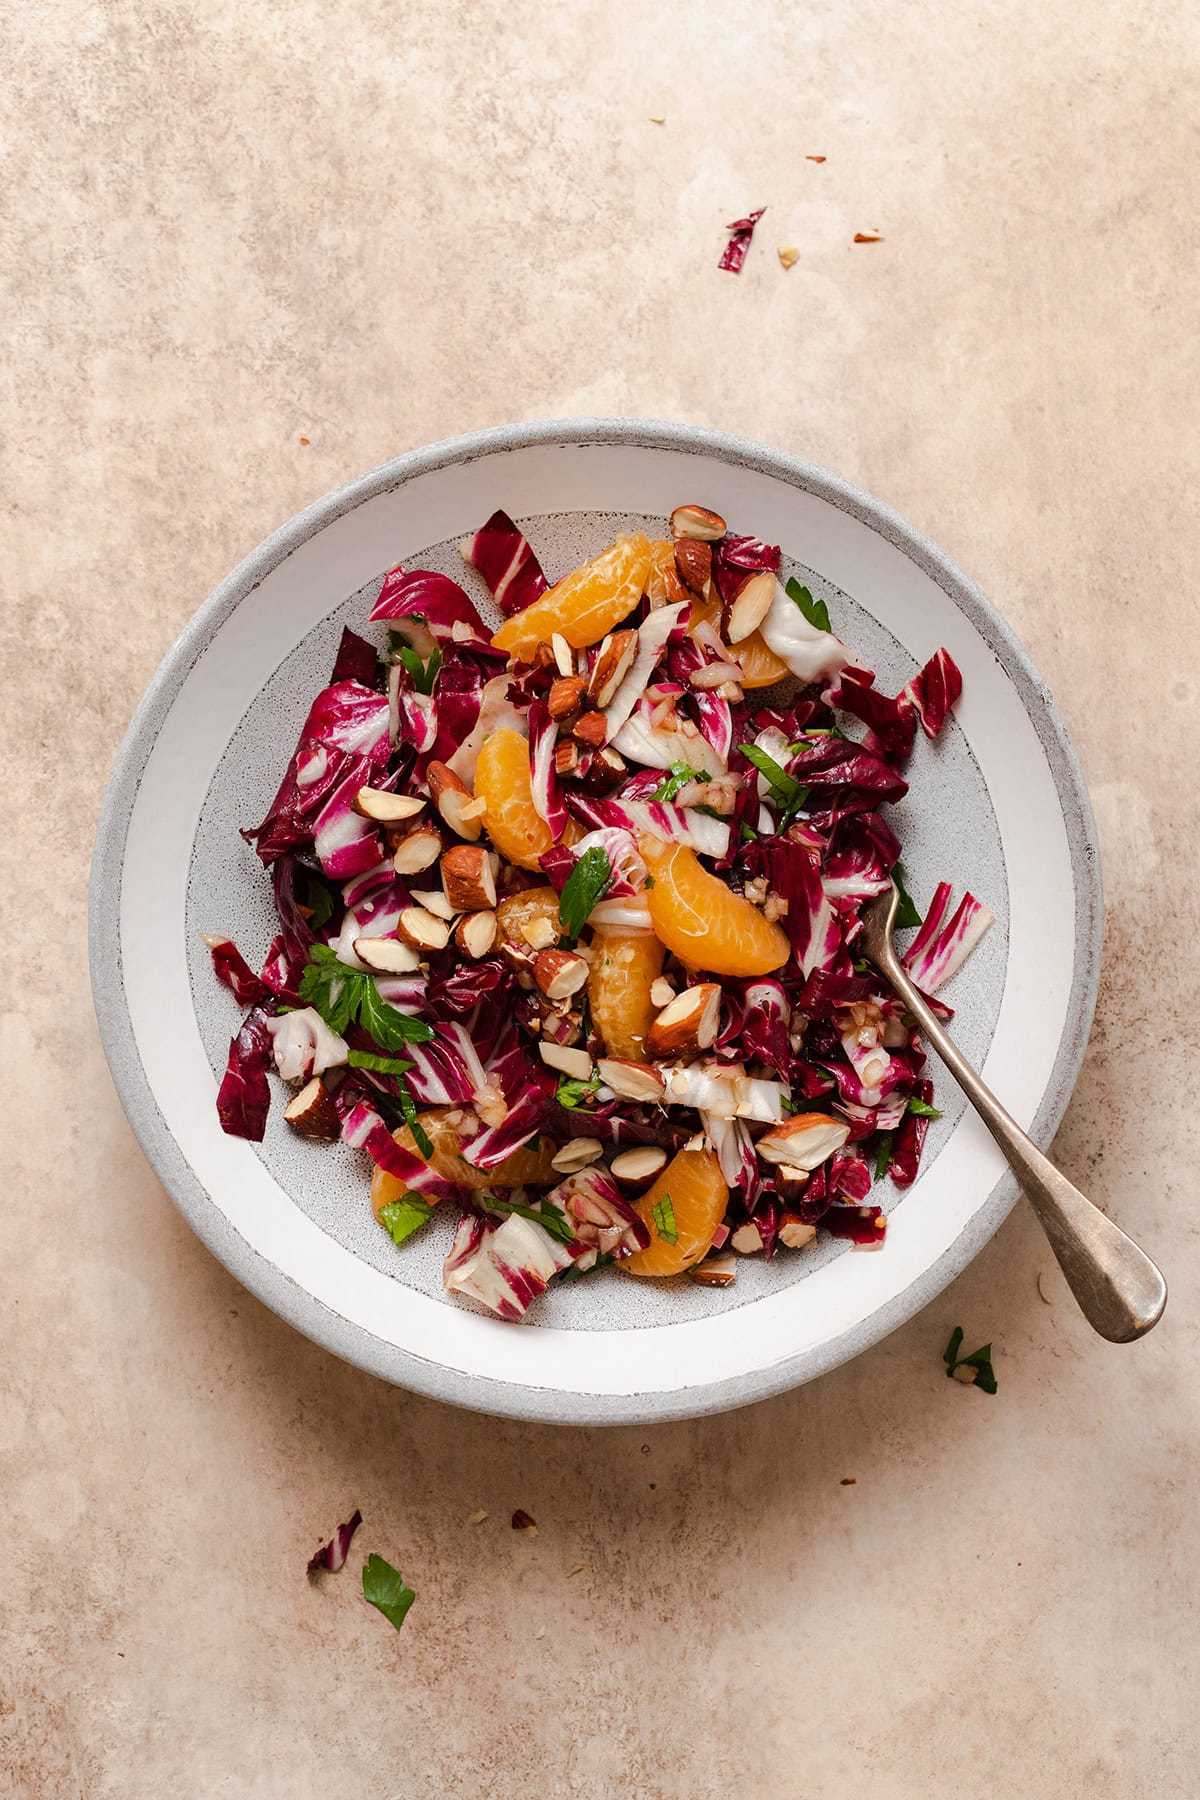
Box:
3, 1, 1199, 1794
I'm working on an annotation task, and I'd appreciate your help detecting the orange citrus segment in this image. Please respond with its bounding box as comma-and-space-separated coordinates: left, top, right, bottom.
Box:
475, 728, 555, 870
371, 1113, 557, 1215
689, 595, 788, 688
623, 1148, 728, 1277
491, 534, 654, 660
641, 838, 791, 976
645, 538, 684, 607
586, 928, 664, 1059
495, 884, 563, 948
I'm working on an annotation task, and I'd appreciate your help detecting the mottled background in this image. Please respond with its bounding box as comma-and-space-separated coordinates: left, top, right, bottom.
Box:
3, 2, 1198, 1796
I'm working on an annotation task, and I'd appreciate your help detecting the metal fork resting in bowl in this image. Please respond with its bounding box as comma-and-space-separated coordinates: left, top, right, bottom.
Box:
860, 884, 1166, 1343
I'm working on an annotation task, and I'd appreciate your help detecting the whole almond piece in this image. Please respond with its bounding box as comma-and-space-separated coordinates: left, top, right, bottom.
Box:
609, 1145, 668, 1186
673, 539, 712, 596
354, 936, 421, 974
392, 823, 443, 874
645, 983, 722, 1058
550, 1138, 604, 1174
283, 1077, 341, 1141
534, 947, 590, 1001
670, 504, 726, 542
586, 630, 639, 709
440, 844, 498, 912
548, 674, 587, 720
455, 910, 498, 958
690, 1254, 737, 1288
596, 1058, 666, 1102
724, 569, 776, 644
572, 710, 608, 748
353, 788, 426, 824
426, 761, 482, 842
395, 906, 451, 952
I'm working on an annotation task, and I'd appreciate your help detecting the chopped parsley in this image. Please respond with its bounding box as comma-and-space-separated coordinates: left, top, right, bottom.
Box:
737, 743, 810, 827
785, 576, 832, 633
378, 1195, 435, 1247
943, 1327, 997, 1394
362, 1553, 416, 1631
388, 632, 442, 694
651, 762, 708, 803
907, 1097, 943, 1120
873, 1133, 894, 1181
651, 1193, 678, 1245
299, 944, 433, 1049
484, 1196, 576, 1246
558, 846, 613, 938
891, 862, 923, 930
556, 1072, 602, 1110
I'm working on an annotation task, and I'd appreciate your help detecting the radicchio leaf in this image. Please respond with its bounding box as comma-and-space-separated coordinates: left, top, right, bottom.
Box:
718, 207, 765, 272
307, 1508, 363, 1575
459, 510, 549, 617
216, 1005, 274, 1140
204, 935, 270, 1007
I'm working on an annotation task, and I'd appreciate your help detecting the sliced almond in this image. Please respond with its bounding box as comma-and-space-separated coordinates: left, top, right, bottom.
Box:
586, 630, 638, 709
572, 709, 608, 748
724, 569, 776, 643
648, 977, 676, 1009
353, 787, 425, 824
395, 906, 451, 952
538, 1042, 593, 1079
392, 823, 443, 874
596, 1058, 666, 1102
534, 947, 590, 1001
440, 844, 498, 912
550, 1138, 604, 1173
755, 1112, 850, 1171
609, 1145, 668, 1185
455, 910, 497, 958
555, 739, 581, 776
690, 1253, 737, 1288
426, 761, 482, 842
353, 935, 421, 974
779, 1212, 818, 1250
689, 660, 745, 689
520, 915, 558, 950
410, 887, 457, 921
670, 504, 727, 542
772, 1162, 810, 1206
283, 1077, 340, 1141
550, 632, 575, 677
673, 539, 712, 596
730, 1220, 765, 1255
645, 983, 722, 1059
548, 674, 587, 720
458, 795, 488, 821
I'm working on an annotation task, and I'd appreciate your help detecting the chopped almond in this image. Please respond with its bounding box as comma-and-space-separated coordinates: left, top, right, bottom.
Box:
645, 983, 721, 1058
283, 1077, 340, 1140
455, 910, 498, 958
426, 762, 482, 842
353, 787, 425, 823
441, 844, 498, 912
670, 504, 726, 542
755, 1113, 850, 1171
596, 1058, 666, 1102
534, 948, 590, 1001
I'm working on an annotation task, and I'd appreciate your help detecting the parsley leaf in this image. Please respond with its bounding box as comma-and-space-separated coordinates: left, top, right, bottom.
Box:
780, 1094, 799, 1116
891, 862, 923, 930
394, 1079, 434, 1158
740, 820, 758, 843
301, 876, 335, 930
874, 1133, 894, 1181
346, 1050, 415, 1077
378, 1195, 434, 1247
651, 762, 707, 803
907, 1097, 943, 1120
785, 576, 832, 633
559, 846, 613, 939
362, 1553, 415, 1631
651, 1193, 678, 1245
388, 633, 442, 695
943, 1327, 997, 1394
556, 1073, 601, 1110
484, 1196, 577, 1245
737, 745, 810, 829
299, 945, 434, 1048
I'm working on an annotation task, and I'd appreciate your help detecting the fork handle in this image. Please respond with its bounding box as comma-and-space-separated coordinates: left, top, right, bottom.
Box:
878, 951, 1166, 1343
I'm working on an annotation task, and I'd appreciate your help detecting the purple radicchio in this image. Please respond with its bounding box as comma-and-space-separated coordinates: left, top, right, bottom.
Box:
204, 935, 270, 1007
903, 882, 994, 992
442, 1211, 578, 1321
307, 1508, 363, 1575
904, 649, 962, 739
458, 509, 548, 617
244, 681, 391, 865
216, 1005, 275, 1140
718, 207, 765, 272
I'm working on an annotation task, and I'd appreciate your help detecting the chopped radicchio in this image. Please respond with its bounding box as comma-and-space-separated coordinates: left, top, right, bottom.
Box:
459, 509, 549, 617
718, 207, 766, 272
216, 1006, 275, 1140
307, 1508, 363, 1575
204, 935, 270, 1008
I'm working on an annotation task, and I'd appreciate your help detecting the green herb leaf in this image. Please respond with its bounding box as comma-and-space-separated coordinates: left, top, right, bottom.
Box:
555, 1073, 602, 1110
907, 1097, 943, 1119
394, 1079, 434, 1158
347, 1050, 415, 1077
739, 742, 805, 804
852, 958, 871, 976
302, 876, 335, 930
943, 1326, 997, 1393
362, 1553, 415, 1631
358, 978, 434, 1050
874, 1132, 894, 1181
378, 1195, 435, 1247
643, 875, 655, 888
651, 761, 707, 803
651, 1193, 678, 1245
392, 637, 442, 694
299, 945, 434, 1049
740, 820, 758, 843
891, 862, 923, 930
485, 1196, 577, 1246
559, 846, 613, 938
785, 576, 832, 633
780, 1094, 799, 1116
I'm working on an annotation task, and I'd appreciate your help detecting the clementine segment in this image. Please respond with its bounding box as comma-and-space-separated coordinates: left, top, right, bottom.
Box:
622, 1148, 728, 1277
689, 595, 788, 688
641, 838, 790, 976
586, 928, 664, 1059
491, 533, 654, 660
371, 1113, 556, 1216
475, 727, 555, 870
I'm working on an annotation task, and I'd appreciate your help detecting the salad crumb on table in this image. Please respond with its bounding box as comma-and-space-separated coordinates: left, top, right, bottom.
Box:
206, 505, 993, 1321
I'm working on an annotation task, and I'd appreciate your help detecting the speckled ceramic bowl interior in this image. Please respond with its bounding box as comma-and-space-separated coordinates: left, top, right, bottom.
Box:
90, 420, 1101, 1423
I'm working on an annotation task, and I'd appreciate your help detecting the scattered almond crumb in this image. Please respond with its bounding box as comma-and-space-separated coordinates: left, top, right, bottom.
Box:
511, 1508, 538, 1532
1037, 1270, 1052, 1305
535, 1625, 546, 1639
951, 1362, 978, 1385
840, 1477, 857, 1486
566, 1562, 587, 1578
806, 155, 826, 163
853, 232, 883, 243
467, 1509, 488, 1525
778, 246, 800, 270
648, 114, 665, 124
299, 436, 310, 444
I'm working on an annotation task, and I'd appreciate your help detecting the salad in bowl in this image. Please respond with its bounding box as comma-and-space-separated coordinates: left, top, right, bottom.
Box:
205, 504, 991, 1322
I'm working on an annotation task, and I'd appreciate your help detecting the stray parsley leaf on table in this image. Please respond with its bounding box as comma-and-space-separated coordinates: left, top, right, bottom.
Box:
362, 1553, 416, 1631
943, 1326, 997, 1393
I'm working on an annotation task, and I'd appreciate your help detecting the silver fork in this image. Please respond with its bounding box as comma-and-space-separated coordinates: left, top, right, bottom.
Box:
859, 884, 1167, 1342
